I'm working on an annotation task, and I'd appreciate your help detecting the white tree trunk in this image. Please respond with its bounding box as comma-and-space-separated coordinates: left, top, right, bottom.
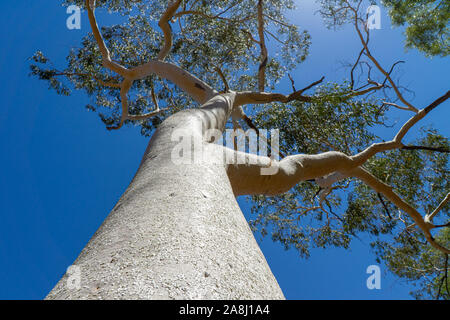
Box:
46, 100, 285, 300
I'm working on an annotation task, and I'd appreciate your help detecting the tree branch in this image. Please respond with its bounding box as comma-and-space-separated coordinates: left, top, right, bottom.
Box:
257, 0, 268, 92
85, 0, 130, 77
85, 0, 217, 129
229, 90, 448, 191
214, 66, 230, 93
350, 47, 366, 89
107, 79, 167, 131
225, 90, 449, 253
345, 1, 418, 113
350, 90, 450, 166
234, 76, 325, 106
382, 101, 412, 111
157, 0, 183, 61
425, 193, 450, 225
226, 149, 359, 196
349, 167, 450, 254
241, 115, 286, 158
174, 10, 252, 24
377, 192, 392, 219
401, 145, 450, 153
53, 71, 122, 88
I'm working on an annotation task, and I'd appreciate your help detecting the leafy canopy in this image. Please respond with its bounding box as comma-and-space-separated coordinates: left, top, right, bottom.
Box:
382, 0, 449, 57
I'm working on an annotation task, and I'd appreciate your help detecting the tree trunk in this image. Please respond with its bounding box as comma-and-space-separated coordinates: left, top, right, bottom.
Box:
46, 97, 285, 300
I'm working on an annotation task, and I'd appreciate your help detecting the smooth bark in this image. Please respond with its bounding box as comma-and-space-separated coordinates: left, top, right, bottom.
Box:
46, 94, 285, 299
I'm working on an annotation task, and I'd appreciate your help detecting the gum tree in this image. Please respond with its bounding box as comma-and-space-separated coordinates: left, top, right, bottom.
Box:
382, 0, 449, 57
31, 0, 449, 299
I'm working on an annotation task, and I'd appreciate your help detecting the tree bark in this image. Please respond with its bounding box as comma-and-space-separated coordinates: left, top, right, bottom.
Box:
46, 95, 284, 300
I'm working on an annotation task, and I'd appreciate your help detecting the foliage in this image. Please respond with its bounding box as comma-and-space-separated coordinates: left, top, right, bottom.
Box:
382, 0, 450, 57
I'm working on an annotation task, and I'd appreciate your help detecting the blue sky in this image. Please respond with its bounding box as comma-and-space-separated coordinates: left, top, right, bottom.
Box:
0, 1, 448, 300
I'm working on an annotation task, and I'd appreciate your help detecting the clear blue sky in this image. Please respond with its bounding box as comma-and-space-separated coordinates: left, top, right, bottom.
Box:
0, 1, 448, 300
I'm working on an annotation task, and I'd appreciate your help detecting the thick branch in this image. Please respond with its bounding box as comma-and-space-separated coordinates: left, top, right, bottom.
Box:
230, 91, 449, 189
85, 0, 217, 128
128, 61, 216, 103
157, 0, 183, 61
225, 146, 449, 254
226, 149, 357, 196
86, 0, 215, 102
85, 0, 130, 77
225, 91, 449, 253
395, 90, 449, 141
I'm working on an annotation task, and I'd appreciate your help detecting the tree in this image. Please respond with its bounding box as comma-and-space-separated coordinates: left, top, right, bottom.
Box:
31, 0, 448, 299
382, 0, 449, 57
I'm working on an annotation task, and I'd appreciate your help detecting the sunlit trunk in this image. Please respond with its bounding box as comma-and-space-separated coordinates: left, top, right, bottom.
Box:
46, 98, 284, 299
